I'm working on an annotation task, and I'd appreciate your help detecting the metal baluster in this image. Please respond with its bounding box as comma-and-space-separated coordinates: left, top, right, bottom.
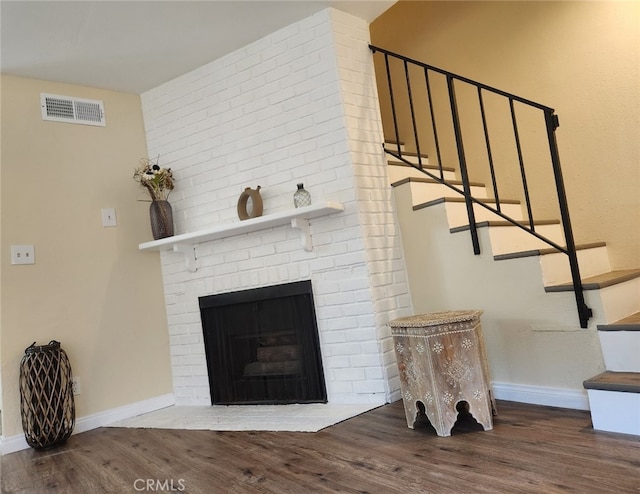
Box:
424, 68, 443, 179
384, 54, 402, 157
448, 75, 480, 255
510, 99, 534, 230
478, 88, 500, 212
404, 60, 422, 168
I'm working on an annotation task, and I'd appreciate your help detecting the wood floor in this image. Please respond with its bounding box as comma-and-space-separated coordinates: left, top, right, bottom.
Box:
2, 400, 639, 493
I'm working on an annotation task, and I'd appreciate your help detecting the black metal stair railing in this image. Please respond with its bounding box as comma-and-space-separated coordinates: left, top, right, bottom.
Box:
370, 45, 593, 328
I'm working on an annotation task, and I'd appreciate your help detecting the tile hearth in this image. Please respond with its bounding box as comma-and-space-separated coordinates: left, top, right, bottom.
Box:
108, 403, 381, 433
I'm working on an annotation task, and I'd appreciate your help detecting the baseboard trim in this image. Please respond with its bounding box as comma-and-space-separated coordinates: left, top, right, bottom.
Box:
492, 382, 590, 411
1, 393, 175, 456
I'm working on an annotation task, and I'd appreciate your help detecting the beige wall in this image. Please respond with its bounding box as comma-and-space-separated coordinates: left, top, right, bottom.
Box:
371, 0, 640, 269
0, 75, 173, 438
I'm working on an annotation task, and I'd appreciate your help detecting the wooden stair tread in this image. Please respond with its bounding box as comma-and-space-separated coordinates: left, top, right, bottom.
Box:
494, 242, 607, 261
393, 151, 427, 158
414, 196, 520, 211
545, 269, 640, 292
391, 176, 483, 188
475, 219, 559, 227
450, 219, 560, 234
383, 143, 427, 159
425, 196, 521, 205
388, 161, 456, 173
584, 371, 640, 393
598, 311, 640, 331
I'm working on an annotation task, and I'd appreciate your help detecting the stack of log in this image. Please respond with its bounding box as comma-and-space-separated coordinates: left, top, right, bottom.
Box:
244, 336, 301, 377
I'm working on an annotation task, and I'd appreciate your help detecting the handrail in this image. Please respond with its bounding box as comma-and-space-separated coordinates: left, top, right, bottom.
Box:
370, 45, 593, 328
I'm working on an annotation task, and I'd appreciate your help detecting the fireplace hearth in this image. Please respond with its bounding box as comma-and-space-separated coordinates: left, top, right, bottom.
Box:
199, 281, 327, 405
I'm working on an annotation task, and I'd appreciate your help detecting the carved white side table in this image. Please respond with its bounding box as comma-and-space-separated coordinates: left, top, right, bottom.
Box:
389, 310, 496, 437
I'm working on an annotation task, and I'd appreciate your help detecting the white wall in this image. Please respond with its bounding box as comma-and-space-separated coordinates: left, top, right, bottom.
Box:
140, 9, 411, 405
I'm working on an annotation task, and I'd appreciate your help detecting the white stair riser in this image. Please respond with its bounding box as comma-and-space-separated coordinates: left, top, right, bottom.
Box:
388, 164, 457, 183
597, 277, 640, 324
410, 181, 487, 205
586, 389, 640, 436
598, 330, 640, 372
444, 201, 524, 228
487, 224, 565, 256
384, 143, 406, 153
384, 146, 426, 165
540, 246, 611, 286
398, 154, 430, 166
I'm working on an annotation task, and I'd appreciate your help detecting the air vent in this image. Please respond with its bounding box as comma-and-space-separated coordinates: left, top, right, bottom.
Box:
40, 93, 106, 126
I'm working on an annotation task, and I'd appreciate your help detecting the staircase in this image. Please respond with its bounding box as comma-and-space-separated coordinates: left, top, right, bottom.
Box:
370, 44, 639, 435
387, 142, 640, 436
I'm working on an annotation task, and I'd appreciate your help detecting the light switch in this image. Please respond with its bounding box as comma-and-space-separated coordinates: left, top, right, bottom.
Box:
101, 208, 117, 227
11, 245, 35, 265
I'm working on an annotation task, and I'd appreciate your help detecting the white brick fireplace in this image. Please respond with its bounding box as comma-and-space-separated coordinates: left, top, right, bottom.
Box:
140, 8, 411, 406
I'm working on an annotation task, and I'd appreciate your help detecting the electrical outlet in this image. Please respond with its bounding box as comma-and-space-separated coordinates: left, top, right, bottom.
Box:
72, 377, 81, 395
11, 245, 35, 265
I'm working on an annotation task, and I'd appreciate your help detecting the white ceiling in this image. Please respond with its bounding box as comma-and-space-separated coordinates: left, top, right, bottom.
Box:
0, 0, 394, 94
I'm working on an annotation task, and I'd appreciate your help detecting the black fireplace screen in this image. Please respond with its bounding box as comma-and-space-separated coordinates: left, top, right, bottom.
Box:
199, 281, 327, 405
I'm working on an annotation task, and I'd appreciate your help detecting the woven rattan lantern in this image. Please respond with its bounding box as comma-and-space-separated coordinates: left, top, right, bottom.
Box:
19, 341, 75, 449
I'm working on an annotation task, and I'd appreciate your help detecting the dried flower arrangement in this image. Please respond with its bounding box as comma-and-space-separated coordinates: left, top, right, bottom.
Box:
133, 156, 174, 201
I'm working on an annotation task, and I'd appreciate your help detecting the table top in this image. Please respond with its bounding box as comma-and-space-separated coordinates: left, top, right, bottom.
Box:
388, 310, 483, 328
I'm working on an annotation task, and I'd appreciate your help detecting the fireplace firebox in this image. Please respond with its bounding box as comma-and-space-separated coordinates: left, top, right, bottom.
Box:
199, 281, 327, 405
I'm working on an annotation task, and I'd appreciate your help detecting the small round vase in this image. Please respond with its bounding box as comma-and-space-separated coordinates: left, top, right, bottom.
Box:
150, 200, 174, 240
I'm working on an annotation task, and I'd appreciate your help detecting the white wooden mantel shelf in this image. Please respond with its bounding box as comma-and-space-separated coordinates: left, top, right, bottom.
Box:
139, 201, 344, 272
